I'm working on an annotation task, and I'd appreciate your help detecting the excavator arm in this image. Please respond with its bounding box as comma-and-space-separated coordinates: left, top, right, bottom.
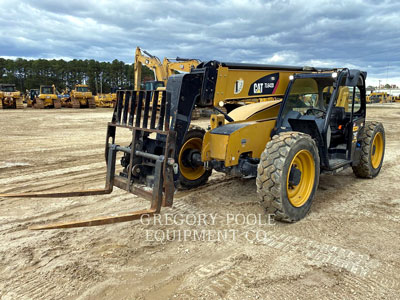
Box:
134, 47, 168, 90
163, 58, 201, 78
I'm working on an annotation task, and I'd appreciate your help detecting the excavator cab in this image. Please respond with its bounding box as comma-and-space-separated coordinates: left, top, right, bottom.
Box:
143, 81, 164, 91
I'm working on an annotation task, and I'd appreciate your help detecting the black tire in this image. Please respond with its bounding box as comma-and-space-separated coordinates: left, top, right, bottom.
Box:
178, 126, 212, 189
256, 132, 320, 222
352, 121, 385, 178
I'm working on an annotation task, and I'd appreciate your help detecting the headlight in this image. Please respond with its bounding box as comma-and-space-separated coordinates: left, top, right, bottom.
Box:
289, 75, 294, 80
332, 72, 338, 78
218, 101, 224, 107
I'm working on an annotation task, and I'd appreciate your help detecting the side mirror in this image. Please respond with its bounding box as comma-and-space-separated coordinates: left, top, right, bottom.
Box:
345, 70, 361, 86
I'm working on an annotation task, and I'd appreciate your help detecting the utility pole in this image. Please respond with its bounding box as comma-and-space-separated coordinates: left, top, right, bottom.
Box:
100, 72, 103, 95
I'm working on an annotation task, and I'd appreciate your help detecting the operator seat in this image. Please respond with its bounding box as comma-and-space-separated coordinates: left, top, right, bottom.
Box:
329, 106, 346, 147
328, 87, 350, 147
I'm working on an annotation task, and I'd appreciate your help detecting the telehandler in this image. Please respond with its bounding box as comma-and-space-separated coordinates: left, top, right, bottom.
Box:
0, 61, 385, 229
33, 85, 61, 109
0, 84, 24, 109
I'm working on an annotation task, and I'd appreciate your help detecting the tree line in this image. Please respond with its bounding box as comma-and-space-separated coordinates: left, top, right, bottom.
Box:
0, 58, 154, 94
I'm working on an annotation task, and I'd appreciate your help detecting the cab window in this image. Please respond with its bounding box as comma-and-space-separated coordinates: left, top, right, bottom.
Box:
76, 86, 89, 92
335, 76, 362, 113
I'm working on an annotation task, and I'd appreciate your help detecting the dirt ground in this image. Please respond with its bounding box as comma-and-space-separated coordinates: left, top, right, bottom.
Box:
0, 105, 400, 299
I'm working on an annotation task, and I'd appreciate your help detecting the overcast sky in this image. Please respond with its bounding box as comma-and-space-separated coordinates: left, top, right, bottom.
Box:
1, 0, 399, 86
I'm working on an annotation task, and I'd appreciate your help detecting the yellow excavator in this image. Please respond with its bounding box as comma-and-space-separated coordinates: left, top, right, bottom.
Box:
33, 85, 61, 109
134, 47, 201, 117
134, 46, 200, 91
0, 84, 24, 109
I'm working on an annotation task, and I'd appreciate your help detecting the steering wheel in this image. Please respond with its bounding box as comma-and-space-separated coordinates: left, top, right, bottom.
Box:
305, 108, 326, 118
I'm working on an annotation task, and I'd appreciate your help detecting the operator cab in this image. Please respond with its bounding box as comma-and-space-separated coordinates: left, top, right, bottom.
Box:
143, 81, 164, 91
40, 86, 53, 94
276, 70, 366, 171
0, 84, 16, 92
76, 86, 89, 92
30, 89, 39, 100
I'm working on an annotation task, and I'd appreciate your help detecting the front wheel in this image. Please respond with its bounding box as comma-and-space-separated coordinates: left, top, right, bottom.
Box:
177, 126, 212, 189
352, 121, 385, 178
256, 132, 320, 222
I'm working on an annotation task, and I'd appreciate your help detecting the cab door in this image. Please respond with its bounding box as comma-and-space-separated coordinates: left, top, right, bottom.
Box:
334, 73, 366, 161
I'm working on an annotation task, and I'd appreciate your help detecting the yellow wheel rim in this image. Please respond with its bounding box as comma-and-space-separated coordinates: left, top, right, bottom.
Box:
178, 137, 205, 181
286, 150, 315, 207
371, 132, 384, 169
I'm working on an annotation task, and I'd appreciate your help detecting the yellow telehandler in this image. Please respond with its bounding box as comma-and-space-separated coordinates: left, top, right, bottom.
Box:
0, 84, 24, 109
0, 61, 385, 230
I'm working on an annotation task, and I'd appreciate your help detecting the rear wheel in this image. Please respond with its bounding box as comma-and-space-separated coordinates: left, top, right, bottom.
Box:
178, 126, 212, 189
352, 121, 385, 178
256, 132, 320, 222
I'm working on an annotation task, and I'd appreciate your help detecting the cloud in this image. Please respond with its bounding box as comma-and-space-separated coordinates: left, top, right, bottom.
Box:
0, 0, 399, 85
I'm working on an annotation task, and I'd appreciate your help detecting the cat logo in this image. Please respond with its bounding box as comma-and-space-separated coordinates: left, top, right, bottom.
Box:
234, 79, 244, 94
253, 83, 264, 94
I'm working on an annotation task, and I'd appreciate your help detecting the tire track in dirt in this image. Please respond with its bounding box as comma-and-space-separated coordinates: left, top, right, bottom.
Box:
0, 162, 106, 185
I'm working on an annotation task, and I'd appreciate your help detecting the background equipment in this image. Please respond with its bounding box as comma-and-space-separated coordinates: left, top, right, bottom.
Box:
0, 84, 23, 109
